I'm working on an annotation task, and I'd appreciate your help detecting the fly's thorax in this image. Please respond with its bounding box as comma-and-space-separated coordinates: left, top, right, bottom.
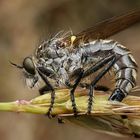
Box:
36, 38, 69, 59
36, 52, 83, 87
35, 39, 85, 87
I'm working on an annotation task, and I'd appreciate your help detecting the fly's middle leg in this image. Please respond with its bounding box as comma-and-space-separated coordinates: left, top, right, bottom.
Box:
70, 68, 84, 116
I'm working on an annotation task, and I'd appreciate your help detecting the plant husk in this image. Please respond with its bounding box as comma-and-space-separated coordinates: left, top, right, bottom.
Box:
1, 88, 140, 137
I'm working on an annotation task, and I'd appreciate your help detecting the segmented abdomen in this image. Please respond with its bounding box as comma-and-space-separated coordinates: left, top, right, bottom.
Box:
112, 44, 137, 96
83, 39, 138, 96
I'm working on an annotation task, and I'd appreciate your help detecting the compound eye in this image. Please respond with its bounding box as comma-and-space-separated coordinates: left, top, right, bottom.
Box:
23, 57, 35, 75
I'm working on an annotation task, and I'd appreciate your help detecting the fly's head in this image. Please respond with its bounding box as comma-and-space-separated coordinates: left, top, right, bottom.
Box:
10, 57, 39, 88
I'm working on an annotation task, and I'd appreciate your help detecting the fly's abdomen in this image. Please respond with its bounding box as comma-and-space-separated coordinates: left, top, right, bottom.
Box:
80, 39, 137, 101
112, 43, 138, 100
87, 39, 138, 100
115, 68, 136, 95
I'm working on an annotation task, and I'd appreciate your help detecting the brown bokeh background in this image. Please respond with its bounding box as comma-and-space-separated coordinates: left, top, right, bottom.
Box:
0, 0, 140, 140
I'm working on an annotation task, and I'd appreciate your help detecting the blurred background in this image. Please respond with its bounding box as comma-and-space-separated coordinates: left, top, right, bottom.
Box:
0, 0, 140, 140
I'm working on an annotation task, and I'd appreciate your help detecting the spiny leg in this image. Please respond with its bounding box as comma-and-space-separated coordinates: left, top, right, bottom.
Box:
37, 67, 64, 122
37, 68, 55, 118
69, 55, 113, 115
70, 68, 84, 116
39, 85, 64, 123
86, 56, 116, 114
70, 54, 116, 114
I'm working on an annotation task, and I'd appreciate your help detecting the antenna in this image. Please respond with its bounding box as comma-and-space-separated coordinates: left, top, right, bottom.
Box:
9, 61, 23, 69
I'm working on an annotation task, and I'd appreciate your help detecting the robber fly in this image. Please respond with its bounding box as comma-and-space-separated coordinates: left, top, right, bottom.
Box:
11, 10, 140, 117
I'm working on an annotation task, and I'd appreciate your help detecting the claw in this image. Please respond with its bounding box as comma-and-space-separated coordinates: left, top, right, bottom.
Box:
57, 116, 65, 124
46, 110, 53, 119
73, 110, 78, 117
86, 111, 91, 115
46, 108, 54, 119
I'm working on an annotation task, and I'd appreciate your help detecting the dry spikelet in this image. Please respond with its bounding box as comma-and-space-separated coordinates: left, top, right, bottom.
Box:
1, 88, 140, 137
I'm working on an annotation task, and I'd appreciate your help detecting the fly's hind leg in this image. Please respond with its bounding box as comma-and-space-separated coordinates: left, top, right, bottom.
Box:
85, 55, 116, 114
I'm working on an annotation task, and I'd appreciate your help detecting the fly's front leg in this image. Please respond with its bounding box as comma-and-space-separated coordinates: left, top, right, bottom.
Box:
39, 84, 64, 123
57, 116, 65, 124
37, 67, 55, 118
82, 54, 116, 114
70, 68, 84, 116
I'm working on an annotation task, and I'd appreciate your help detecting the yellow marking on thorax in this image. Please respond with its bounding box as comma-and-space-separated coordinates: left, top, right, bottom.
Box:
70, 35, 76, 47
